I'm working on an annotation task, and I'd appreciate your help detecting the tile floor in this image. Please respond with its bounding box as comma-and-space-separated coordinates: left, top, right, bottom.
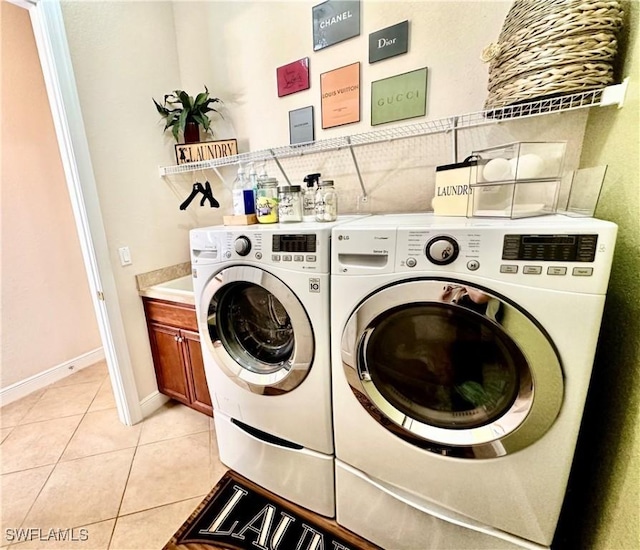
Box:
0, 361, 227, 549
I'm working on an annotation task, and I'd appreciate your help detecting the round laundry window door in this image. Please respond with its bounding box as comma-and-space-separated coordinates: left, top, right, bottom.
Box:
202, 266, 314, 394
342, 279, 563, 458
363, 302, 524, 431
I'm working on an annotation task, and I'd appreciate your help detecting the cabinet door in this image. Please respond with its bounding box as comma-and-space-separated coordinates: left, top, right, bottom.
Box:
182, 329, 213, 417
148, 322, 191, 406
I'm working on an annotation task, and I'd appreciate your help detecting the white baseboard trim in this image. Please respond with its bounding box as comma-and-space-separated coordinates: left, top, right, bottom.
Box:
139, 390, 170, 419
0, 348, 105, 407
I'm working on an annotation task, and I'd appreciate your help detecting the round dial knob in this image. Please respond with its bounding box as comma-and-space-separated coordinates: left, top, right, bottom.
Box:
425, 236, 459, 265
234, 236, 251, 256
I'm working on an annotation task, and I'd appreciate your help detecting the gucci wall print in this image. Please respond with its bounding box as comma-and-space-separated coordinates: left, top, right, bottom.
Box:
371, 67, 427, 126
369, 20, 409, 64
313, 0, 360, 51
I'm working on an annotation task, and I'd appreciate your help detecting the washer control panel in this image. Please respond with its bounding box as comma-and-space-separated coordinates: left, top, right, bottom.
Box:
221, 231, 327, 272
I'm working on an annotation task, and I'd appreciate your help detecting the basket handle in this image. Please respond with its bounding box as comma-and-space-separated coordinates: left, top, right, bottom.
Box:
481, 42, 502, 63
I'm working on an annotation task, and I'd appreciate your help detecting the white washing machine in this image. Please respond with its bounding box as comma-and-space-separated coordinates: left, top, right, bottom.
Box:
190, 219, 352, 518
330, 213, 617, 549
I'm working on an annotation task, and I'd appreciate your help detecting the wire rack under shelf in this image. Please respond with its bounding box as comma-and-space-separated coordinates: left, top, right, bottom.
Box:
158, 81, 627, 178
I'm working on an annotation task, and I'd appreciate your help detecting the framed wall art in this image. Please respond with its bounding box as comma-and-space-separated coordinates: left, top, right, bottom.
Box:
320, 62, 360, 129
369, 20, 409, 64
289, 106, 315, 145
313, 0, 360, 52
371, 67, 428, 126
277, 58, 310, 97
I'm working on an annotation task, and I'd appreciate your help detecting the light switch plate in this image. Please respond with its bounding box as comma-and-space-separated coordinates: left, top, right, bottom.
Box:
118, 246, 132, 266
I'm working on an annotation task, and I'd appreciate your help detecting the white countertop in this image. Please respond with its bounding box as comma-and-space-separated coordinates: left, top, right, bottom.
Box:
138, 275, 195, 306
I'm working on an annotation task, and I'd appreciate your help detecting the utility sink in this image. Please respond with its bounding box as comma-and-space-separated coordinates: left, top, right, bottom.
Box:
153, 275, 193, 295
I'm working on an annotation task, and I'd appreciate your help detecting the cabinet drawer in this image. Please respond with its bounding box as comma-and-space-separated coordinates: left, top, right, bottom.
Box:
143, 298, 198, 331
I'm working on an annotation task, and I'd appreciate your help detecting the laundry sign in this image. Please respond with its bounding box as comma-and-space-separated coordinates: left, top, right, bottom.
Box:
175, 139, 238, 165
432, 156, 478, 216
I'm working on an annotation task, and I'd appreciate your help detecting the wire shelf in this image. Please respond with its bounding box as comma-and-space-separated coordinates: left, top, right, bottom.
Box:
158, 83, 625, 178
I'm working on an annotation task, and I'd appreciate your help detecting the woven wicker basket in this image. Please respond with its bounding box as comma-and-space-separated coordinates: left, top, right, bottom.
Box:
483, 0, 624, 109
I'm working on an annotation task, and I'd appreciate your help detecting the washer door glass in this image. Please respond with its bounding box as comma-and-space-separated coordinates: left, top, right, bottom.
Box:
202, 266, 314, 394
342, 280, 563, 458
216, 283, 294, 373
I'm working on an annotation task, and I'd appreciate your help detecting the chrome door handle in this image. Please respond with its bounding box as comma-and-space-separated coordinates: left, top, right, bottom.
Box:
356, 330, 372, 382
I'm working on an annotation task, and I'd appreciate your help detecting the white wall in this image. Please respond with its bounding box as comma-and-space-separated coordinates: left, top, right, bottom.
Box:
0, 2, 101, 392
59, 0, 588, 402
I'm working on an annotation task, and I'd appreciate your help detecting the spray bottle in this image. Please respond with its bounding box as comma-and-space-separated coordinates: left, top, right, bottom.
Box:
302, 173, 321, 222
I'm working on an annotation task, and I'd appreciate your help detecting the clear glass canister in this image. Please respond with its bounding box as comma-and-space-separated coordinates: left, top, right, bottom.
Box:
315, 180, 338, 222
255, 177, 279, 223
278, 185, 303, 222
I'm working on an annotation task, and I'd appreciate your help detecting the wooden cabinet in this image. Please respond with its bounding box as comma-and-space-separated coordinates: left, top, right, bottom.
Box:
143, 298, 213, 417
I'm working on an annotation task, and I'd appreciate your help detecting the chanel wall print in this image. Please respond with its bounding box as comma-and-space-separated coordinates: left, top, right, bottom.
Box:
277, 58, 310, 97
371, 67, 427, 126
313, 0, 360, 51
369, 20, 409, 64
321, 62, 360, 129
289, 106, 315, 145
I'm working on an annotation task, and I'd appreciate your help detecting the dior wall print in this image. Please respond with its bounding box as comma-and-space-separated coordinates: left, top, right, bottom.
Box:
369, 20, 409, 63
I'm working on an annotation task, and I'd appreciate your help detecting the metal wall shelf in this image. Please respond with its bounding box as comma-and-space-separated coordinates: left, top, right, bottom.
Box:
158, 80, 628, 193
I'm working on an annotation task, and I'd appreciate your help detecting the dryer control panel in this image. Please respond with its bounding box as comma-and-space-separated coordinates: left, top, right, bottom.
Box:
331, 213, 617, 294
502, 234, 598, 262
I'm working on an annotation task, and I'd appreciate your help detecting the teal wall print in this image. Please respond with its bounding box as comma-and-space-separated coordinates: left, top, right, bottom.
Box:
371, 67, 427, 126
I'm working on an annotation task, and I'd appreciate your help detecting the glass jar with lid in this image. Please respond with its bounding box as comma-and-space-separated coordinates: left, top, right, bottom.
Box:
255, 177, 279, 223
315, 180, 338, 222
278, 185, 303, 223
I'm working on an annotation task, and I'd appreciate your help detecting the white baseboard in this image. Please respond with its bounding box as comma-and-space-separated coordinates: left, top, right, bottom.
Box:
0, 348, 105, 407
139, 390, 170, 419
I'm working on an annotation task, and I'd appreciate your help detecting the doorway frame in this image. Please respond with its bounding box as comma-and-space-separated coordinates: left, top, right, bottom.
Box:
11, 0, 141, 425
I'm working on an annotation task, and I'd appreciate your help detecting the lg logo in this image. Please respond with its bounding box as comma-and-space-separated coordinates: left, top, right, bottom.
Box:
337, 235, 350, 241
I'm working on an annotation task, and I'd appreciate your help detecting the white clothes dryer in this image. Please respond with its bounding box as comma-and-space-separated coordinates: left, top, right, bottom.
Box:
330, 214, 617, 549
190, 219, 352, 518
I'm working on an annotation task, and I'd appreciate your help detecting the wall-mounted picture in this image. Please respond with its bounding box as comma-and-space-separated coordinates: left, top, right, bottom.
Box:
369, 20, 409, 64
371, 67, 428, 126
320, 62, 360, 129
277, 58, 310, 97
289, 106, 315, 145
313, 0, 360, 52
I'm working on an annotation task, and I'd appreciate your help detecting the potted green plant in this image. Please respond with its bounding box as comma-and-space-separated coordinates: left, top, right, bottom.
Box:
153, 86, 222, 143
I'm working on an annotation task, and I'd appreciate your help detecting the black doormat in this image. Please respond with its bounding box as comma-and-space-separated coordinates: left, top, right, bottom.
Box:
164, 470, 381, 550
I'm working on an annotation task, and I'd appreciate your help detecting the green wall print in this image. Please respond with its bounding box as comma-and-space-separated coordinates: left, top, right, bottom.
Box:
371, 67, 428, 126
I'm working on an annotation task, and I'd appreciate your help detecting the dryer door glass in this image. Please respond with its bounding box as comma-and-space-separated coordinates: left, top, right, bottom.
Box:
203, 266, 314, 394
342, 279, 563, 458
364, 302, 523, 429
